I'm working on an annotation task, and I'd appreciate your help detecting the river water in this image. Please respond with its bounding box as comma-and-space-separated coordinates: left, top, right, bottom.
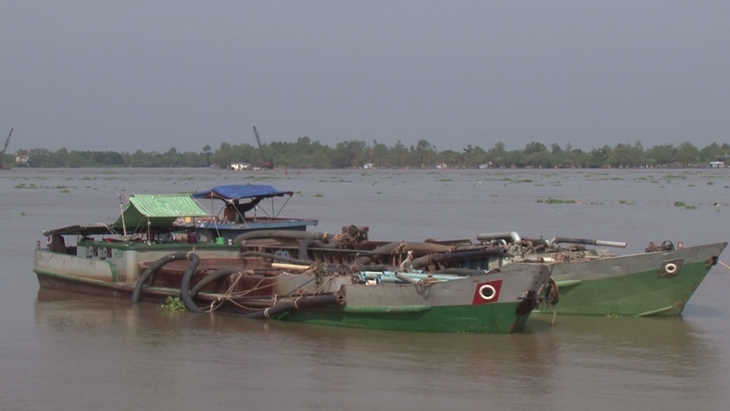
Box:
1, 167, 728, 411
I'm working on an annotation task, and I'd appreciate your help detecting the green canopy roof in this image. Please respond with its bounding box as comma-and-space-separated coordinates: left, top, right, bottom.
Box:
112, 193, 211, 230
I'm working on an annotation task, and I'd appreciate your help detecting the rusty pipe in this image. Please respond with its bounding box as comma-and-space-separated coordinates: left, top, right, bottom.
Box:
410, 247, 506, 269
189, 266, 244, 298
239, 294, 344, 319
234, 230, 334, 245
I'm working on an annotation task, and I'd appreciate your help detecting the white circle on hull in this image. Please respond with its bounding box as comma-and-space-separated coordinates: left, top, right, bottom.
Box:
665, 263, 678, 275
478, 284, 497, 300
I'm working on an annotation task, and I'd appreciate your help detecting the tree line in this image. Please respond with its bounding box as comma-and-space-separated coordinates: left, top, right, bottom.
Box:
6, 138, 730, 169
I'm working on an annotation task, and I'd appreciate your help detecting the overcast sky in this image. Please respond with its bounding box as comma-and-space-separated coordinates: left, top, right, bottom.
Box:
1, 1, 729, 154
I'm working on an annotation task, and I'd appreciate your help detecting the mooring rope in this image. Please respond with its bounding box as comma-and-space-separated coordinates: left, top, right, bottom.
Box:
206, 265, 321, 313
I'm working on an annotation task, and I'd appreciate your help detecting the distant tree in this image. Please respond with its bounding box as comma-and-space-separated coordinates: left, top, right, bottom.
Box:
675, 142, 700, 167
524, 141, 547, 155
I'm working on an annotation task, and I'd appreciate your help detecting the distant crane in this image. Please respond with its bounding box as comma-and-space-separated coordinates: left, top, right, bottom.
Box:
253, 126, 274, 169
0, 128, 13, 169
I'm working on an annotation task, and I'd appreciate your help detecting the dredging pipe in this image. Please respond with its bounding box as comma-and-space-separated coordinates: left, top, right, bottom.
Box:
132, 252, 194, 303
238, 294, 344, 319
298, 238, 340, 260
188, 266, 243, 298
433, 268, 491, 276
240, 250, 314, 265
234, 230, 335, 246
552, 237, 627, 248
354, 241, 454, 265
179, 253, 203, 313
410, 247, 506, 269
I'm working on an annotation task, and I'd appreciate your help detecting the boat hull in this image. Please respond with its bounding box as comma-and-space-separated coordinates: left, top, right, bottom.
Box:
280, 300, 531, 334
33, 246, 551, 334
240, 236, 728, 318
277, 264, 551, 333
535, 242, 727, 316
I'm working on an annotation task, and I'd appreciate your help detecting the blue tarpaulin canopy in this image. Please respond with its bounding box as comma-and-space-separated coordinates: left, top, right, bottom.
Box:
192, 184, 293, 201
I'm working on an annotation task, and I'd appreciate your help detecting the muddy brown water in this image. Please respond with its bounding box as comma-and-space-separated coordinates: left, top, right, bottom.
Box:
1, 167, 729, 411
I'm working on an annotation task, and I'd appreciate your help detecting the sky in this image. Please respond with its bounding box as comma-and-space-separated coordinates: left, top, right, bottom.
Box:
1, 1, 729, 154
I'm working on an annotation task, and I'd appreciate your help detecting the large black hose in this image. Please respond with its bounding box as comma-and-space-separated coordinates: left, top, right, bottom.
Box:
298, 238, 340, 259
189, 266, 244, 298
238, 294, 343, 319
234, 230, 333, 245
410, 247, 506, 269
132, 252, 191, 303
178, 253, 204, 313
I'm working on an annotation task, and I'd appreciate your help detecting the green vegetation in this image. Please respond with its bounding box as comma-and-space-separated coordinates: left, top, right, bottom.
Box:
674, 201, 686, 207
536, 197, 577, 204
6, 139, 730, 170
161, 296, 186, 312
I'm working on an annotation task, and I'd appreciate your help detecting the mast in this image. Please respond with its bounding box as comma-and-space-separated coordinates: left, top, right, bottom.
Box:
253, 126, 274, 169
0, 128, 13, 168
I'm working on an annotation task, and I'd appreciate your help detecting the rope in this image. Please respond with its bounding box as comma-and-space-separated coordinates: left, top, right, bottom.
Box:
206, 265, 321, 314
416, 276, 440, 286
719, 260, 730, 271
399, 251, 413, 270
206, 271, 246, 312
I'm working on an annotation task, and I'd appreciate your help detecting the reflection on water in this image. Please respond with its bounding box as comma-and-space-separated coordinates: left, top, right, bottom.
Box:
31, 288, 722, 411
3, 168, 730, 411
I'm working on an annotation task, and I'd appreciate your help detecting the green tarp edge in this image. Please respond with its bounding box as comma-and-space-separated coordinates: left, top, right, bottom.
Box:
111, 193, 211, 230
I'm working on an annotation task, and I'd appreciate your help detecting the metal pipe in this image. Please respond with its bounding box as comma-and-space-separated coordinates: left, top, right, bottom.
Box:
354, 241, 453, 265
298, 238, 340, 259
552, 236, 627, 248
238, 294, 343, 319
410, 247, 505, 269
234, 229, 332, 245
394, 272, 420, 284
476, 231, 522, 243
240, 250, 314, 265
433, 268, 491, 276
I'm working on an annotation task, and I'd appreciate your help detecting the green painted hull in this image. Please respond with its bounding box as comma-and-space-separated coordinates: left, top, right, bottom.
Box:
271, 263, 553, 334
534, 242, 727, 317
277, 302, 531, 334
